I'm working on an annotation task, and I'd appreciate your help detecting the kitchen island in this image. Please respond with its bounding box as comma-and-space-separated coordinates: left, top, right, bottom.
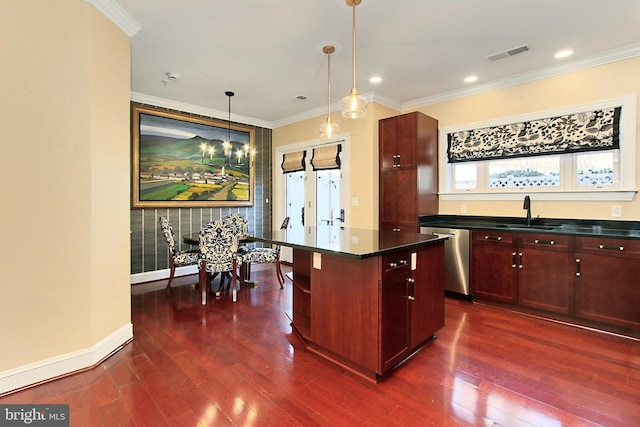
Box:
253, 226, 446, 382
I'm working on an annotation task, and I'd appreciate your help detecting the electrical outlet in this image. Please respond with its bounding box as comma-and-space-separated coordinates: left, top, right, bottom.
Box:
612, 205, 622, 218
460, 204, 467, 213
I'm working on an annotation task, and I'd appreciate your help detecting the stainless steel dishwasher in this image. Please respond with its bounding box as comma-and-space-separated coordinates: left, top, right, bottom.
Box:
420, 227, 470, 298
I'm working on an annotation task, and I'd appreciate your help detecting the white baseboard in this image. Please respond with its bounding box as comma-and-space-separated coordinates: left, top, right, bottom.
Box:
130, 265, 198, 285
0, 323, 133, 396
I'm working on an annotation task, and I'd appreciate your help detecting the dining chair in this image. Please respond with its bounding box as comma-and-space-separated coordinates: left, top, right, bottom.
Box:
159, 217, 200, 291
198, 219, 240, 304
224, 214, 290, 289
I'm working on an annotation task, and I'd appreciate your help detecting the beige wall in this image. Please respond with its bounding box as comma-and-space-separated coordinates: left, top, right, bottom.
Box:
0, 0, 131, 388
419, 57, 640, 221
274, 58, 640, 225
273, 103, 399, 229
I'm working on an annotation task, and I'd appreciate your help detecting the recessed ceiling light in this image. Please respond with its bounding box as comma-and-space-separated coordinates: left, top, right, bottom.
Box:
463, 75, 478, 83
369, 76, 382, 84
555, 49, 573, 59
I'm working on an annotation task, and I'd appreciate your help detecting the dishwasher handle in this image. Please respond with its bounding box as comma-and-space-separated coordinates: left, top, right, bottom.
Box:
433, 232, 456, 237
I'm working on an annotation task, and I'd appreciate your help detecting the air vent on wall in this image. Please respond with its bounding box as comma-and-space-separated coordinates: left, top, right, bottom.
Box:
486, 44, 530, 61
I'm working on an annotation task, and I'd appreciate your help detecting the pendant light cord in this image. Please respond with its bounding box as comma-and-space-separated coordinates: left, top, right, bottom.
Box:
351, 1, 357, 90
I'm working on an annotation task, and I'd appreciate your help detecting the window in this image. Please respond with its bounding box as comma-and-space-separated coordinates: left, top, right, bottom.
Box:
451, 150, 617, 192
441, 95, 636, 201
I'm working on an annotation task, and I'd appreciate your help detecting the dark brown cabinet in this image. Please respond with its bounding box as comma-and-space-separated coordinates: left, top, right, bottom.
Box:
379, 112, 438, 233
517, 233, 574, 315
575, 236, 640, 330
291, 240, 445, 381
380, 242, 445, 373
471, 230, 518, 304
471, 231, 574, 314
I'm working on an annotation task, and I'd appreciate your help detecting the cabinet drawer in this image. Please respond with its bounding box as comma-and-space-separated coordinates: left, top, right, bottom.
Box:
381, 251, 411, 281
576, 236, 640, 259
519, 233, 574, 252
472, 230, 515, 245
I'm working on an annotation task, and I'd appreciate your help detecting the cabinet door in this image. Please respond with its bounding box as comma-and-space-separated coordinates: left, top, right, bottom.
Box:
379, 116, 397, 171
394, 168, 418, 232
518, 248, 574, 314
379, 170, 397, 230
575, 253, 640, 330
410, 241, 445, 348
380, 253, 410, 372
396, 113, 417, 168
471, 231, 518, 304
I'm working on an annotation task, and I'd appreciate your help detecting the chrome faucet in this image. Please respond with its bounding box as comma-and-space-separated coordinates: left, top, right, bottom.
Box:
523, 195, 531, 227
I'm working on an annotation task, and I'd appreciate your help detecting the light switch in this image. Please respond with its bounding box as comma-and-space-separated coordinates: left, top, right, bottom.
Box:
313, 252, 322, 269
411, 253, 417, 270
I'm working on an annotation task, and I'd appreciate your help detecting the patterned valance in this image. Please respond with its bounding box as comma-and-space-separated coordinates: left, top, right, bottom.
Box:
447, 107, 621, 163
281, 150, 306, 173
311, 144, 342, 171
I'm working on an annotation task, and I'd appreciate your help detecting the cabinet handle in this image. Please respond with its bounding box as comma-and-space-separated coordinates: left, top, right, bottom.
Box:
393, 227, 401, 232
575, 258, 581, 277
398, 259, 407, 265
518, 252, 523, 269
389, 262, 397, 268
534, 239, 555, 245
511, 252, 517, 268
395, 154, 401, 167
484, 235, 503, 241
407, 277, 415, 301
599, 244, 624, 251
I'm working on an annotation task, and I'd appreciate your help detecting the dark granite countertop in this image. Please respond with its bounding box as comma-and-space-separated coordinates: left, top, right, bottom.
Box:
420, 215, 640, 239
251, 225, 447, 259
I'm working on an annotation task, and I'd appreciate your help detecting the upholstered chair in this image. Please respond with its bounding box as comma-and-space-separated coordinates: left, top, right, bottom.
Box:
159, 217, 200, 291
223, 214, 290, 289
198, 219, 239, 304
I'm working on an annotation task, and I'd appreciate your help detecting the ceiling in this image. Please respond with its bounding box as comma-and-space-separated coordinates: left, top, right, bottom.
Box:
110, 0, 640, 127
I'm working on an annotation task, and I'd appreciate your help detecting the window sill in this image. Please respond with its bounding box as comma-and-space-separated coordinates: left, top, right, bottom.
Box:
440, 190, 637, 202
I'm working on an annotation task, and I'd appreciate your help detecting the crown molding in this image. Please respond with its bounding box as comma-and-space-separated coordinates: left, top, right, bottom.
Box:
402, 42, 640, 111
130, 92, 274, 129
84, 0, 141, 37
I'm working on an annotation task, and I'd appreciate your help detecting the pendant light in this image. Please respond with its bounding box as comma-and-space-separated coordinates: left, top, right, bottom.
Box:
341, 0, 367, 118
224, 91, 234, 169
319, 45, 339, 138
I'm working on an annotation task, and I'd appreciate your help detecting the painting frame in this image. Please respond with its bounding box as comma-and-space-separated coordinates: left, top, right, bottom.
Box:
132, 105, 255, 208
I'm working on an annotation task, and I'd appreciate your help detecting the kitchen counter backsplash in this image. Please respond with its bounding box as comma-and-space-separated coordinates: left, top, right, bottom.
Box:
420, 215, 640, 239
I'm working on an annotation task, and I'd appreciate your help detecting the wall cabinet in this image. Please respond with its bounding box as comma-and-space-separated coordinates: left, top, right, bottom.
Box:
575, 236, 640, 330
379, 112, 438, 233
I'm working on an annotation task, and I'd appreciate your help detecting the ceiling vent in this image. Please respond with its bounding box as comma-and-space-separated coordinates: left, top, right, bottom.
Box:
486, 44, 530, 61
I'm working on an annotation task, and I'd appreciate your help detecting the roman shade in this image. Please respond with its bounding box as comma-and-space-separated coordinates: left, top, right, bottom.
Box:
311, 144, 342, 171
281, 150, 306, 173
447, 107, 621, 163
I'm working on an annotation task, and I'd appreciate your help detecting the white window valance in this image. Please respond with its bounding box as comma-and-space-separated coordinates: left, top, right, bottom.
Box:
281, 150, 306, 173
311, 144, 342, 171
447, 107, 621, 163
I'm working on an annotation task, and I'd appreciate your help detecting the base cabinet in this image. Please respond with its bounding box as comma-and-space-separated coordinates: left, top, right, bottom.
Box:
471, 230, 639, 334
292, 242, 445, 381
471, 230, 574, 314
575, 236, 640, 330
471, 231, 518, 304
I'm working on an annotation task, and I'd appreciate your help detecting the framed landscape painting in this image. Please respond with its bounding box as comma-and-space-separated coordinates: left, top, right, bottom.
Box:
132, 105, 255, 208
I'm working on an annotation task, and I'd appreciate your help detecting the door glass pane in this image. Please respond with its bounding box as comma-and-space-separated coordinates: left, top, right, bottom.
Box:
488, 157, 560, 188
577, 151, 615, 186
285, 172, 305, 255
316, 169, 341, 249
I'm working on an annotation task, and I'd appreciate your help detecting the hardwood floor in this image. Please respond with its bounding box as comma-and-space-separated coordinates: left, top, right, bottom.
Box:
2, 266, 639, 426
